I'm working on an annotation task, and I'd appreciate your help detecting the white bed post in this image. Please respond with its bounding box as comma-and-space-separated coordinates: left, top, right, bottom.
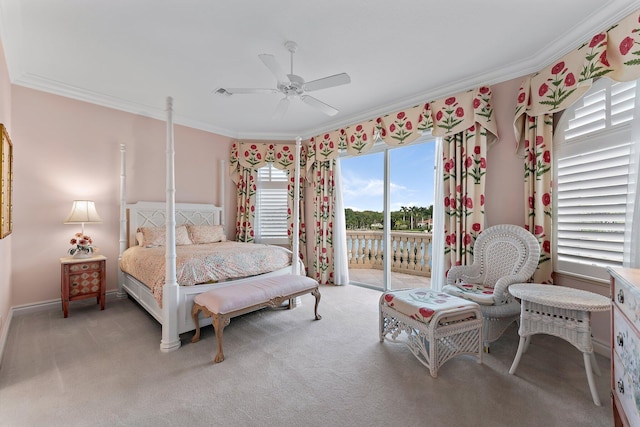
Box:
117, 144, 128, 297
292, 137, 301, 275
161, 96, 181, 352
219, 158, 225, 228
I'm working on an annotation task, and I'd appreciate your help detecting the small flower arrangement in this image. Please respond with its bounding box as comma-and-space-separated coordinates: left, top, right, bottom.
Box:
69, 233, 95, 256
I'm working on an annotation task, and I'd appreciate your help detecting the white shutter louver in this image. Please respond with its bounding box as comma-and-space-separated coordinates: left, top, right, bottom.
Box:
555, 79, 636, 279
256, 164, 289, 244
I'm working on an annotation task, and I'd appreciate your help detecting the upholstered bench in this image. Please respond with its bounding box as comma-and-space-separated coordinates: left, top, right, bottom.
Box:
379, 288, 483, 377
191, 274, 322, 363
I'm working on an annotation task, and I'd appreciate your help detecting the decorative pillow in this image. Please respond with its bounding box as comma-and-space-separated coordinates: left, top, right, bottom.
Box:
175, 225, 193, 246
187, 224, 226, 244
138, 226, 166, 247
137, 225, 193, 247
136, 231, 144, 246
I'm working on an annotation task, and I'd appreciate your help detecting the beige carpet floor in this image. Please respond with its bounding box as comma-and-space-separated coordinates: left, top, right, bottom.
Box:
0, 284, 612, 427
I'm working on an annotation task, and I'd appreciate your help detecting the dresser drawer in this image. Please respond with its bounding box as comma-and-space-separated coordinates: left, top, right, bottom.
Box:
68, 261, 102, 273
613, 309, 640, 364
613, 277, 640, 330
613, 348, 640, 426
68, 270, 102, 296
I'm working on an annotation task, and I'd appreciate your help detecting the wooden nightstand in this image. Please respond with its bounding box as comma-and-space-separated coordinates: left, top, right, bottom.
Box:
60, 255, 107, 318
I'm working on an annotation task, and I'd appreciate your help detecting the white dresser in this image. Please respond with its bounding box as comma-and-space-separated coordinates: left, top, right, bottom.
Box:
608, 267, 640, 427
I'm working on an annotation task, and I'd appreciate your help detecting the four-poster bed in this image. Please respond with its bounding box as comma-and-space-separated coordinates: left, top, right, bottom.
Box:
118, 97, 305, 352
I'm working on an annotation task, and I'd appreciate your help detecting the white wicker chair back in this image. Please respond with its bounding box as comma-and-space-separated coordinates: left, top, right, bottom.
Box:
443, 224, 541, 348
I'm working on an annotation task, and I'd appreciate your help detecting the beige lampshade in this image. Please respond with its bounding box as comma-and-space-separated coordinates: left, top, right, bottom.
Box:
64, 200, 102, 225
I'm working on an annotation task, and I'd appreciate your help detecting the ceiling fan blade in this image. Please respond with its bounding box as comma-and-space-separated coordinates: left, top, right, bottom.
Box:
273, 97, 290, 119
303, 73, 351, 92
258, 54, 290, 83
301, 95, 339, 116
215, 87, 278, 95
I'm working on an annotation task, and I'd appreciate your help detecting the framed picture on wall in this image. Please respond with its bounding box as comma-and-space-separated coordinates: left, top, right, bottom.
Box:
1, 124, 12, 238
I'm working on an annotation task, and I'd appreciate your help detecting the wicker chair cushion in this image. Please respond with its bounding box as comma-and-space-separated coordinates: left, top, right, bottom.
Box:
442, 283, 495, 305
381, 288, 478, 324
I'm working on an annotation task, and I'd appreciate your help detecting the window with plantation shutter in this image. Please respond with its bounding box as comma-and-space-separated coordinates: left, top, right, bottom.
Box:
554, 78, 636, 280
255, 163, 289, 245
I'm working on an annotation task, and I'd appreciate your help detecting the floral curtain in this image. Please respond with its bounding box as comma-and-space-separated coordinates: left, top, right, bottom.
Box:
234, 166, 257, 242
307, 87, 497, 284
443, 126, 487, 269
522, 114, 553, 283
514, 9, 640, 283
229, 142, 307, 262
288, 169, 307, 264
312, 160, 336, 284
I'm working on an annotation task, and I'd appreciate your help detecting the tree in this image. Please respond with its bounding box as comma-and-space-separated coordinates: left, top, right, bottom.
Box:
344, 205, 434, 231
400, 206, 409, 221
409, 206, 418, 229
344, 208, 357, 229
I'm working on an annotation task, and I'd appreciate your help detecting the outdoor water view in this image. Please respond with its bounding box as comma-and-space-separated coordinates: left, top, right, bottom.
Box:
340, 141, 435, 289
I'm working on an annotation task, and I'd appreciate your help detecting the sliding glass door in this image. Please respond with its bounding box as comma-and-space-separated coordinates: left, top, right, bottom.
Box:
342, 151, 385, 290
341, 137, 435, 291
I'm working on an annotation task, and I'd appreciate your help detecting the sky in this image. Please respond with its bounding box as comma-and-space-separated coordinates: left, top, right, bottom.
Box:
340, 140, 436, 212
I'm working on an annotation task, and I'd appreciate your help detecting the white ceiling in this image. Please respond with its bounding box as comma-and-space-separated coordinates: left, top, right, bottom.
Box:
1, 1, 639, 140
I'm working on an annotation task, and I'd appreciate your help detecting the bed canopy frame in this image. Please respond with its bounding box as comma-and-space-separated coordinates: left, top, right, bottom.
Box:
118, 97, 303, 352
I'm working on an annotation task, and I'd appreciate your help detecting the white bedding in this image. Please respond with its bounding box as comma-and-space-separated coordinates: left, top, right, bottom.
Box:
120, 241, 292, 306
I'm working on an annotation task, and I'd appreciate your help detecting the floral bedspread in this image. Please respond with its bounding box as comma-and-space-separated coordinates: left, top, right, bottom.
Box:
119, 241, 292, 306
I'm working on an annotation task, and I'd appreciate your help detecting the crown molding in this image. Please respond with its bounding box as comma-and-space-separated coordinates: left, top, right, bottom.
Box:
12, 72, 242, 138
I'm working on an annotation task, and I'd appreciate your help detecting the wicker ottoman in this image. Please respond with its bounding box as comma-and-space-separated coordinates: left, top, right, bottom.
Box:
379, 288, 483, 377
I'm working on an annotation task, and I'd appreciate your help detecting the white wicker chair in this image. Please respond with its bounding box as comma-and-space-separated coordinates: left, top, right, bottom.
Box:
442, 224, 540, 350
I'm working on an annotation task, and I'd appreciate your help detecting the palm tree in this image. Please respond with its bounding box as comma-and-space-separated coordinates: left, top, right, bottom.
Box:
400, 206, 409, 222
409, 206, 418, 229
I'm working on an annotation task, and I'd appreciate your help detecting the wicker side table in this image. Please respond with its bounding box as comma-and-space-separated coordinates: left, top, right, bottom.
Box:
507, 283, 610, 406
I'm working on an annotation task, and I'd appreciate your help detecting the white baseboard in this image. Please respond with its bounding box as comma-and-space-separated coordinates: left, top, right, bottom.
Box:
0, 290, 122, 368
593, 338, 611, 359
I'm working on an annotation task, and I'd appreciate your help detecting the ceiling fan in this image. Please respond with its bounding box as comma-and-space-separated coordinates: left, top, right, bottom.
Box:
214, 41, 351, 118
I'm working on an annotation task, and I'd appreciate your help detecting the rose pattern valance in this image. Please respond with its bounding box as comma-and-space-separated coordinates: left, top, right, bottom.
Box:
514, 9, 640, 146
229, 141, 307, 182
306, 86, 497, 170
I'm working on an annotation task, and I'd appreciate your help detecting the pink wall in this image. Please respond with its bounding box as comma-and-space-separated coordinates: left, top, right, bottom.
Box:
10, 87, 234, 306
0, 37, 12, 349
484, 79, 525, 226
5, 74, 611, 352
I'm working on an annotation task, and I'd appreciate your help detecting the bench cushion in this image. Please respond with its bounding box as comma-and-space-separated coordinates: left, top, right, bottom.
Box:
381, 288, 479, 324
194, 275, 318, 314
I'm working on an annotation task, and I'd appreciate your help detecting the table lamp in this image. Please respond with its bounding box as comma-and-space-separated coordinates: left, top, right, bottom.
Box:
64, 200, 102, 234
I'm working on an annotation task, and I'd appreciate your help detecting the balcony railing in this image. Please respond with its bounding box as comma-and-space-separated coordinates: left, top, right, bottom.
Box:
346, 230, 432, 277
